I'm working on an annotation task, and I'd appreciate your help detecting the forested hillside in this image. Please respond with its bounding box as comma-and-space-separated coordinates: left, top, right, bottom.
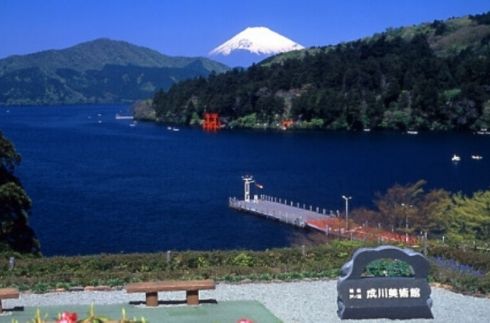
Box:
0, 39, 228, 106
151, 12, 490, 131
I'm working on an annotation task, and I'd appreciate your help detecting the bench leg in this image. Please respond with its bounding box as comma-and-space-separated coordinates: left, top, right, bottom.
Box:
186, 290, 199, 305
145, 292, 158, 306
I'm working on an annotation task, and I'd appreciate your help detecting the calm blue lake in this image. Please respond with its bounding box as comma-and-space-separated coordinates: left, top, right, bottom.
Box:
1, 105, 489, 256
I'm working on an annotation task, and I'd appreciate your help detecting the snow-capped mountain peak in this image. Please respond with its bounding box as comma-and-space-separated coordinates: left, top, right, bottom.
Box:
210, 26, 304, 56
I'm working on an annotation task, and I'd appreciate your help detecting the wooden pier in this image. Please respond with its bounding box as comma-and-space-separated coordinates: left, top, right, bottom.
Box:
229, 196, 419, 245
229, 194, 330, 228
230, 176, 419, 245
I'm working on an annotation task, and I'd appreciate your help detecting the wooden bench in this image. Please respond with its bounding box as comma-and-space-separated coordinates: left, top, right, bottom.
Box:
126, 280, 215, 306
0, 288, 20, 312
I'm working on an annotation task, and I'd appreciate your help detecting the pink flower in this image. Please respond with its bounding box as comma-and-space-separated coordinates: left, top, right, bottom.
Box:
57, 312, 77, 323
237, 318, 254, 323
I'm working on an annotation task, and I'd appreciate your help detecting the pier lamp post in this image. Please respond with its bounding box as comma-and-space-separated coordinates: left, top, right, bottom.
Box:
401, 203, 413, 243
242, 175, 255, 202
342, 195, 352, 231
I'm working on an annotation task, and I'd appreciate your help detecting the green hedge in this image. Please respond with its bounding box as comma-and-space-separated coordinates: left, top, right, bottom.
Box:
0, 240, 488, 295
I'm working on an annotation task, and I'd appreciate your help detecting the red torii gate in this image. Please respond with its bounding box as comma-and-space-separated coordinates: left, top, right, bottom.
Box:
203, 113, 221, 131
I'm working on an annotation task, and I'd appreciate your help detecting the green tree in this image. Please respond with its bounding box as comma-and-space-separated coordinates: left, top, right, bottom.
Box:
416, 189, 453, 234
354, 180, 490, 243
374, 180, 426, 231
0, 132, 40, 254
447, 191, 490, 242
475, 100, 490, 129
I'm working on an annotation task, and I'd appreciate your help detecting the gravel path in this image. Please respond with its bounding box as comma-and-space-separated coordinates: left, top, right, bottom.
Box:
3, 280, 490, 322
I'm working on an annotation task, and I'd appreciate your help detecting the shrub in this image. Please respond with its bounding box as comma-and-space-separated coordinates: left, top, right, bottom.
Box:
231, 252, 255, 267
365, 259, 414, 277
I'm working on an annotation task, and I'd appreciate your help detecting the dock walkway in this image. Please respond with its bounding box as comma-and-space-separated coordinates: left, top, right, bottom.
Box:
229, 194, 329, 228
229, 194, 419, 245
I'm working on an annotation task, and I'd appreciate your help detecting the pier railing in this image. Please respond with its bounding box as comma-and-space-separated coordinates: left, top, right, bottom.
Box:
258, 194, 330, 215
229, 195, 419, 246
229, 196, 310, 227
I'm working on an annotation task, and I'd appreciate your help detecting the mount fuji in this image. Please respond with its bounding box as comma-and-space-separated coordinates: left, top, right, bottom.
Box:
209, 26, 304, 67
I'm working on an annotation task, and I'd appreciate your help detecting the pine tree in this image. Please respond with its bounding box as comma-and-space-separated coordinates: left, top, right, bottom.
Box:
0, 132, 40, 254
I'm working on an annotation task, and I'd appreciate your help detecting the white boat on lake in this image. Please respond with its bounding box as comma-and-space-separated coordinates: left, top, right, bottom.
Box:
407, 130, 418, 135
471, 155, 483, 160
115, 113, 134, 120
451, 154, 461, 162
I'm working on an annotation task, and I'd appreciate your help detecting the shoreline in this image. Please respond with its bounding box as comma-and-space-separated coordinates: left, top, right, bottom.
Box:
3, 104, 487, 134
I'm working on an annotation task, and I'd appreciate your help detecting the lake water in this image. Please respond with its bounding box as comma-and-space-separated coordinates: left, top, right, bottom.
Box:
1, 105, 489, 256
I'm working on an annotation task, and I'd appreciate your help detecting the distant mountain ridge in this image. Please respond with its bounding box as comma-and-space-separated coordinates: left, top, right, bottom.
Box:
0, 38, 229, 106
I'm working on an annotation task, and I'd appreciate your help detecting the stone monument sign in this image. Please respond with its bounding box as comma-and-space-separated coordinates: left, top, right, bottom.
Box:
337, 245, 433, 320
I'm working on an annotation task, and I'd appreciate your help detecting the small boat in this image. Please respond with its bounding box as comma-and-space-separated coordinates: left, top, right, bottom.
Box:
167, 126, 172, 130
363, 128, 371, 132
97, 120, 102, 124
172, 127, 180, 132
471, 155, 483, 160
406, 130, 418, 135
115, 114, 134, 120
451, 154, 461, 162
129, 122, 137, 127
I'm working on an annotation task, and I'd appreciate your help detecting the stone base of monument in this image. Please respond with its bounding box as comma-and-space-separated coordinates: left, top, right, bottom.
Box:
338, 305, 433, 320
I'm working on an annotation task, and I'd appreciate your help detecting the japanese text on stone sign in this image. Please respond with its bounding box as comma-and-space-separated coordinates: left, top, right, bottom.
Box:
349, 287, 421, 300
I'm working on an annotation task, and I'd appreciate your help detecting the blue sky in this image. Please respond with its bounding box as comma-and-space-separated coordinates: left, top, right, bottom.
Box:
1, 0, 489, 59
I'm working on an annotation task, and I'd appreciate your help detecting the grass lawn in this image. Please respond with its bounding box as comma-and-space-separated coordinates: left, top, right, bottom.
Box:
0, 301, 282, 323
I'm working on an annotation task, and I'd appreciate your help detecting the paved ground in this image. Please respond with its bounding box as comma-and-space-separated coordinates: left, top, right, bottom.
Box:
1, 280, 489, 322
